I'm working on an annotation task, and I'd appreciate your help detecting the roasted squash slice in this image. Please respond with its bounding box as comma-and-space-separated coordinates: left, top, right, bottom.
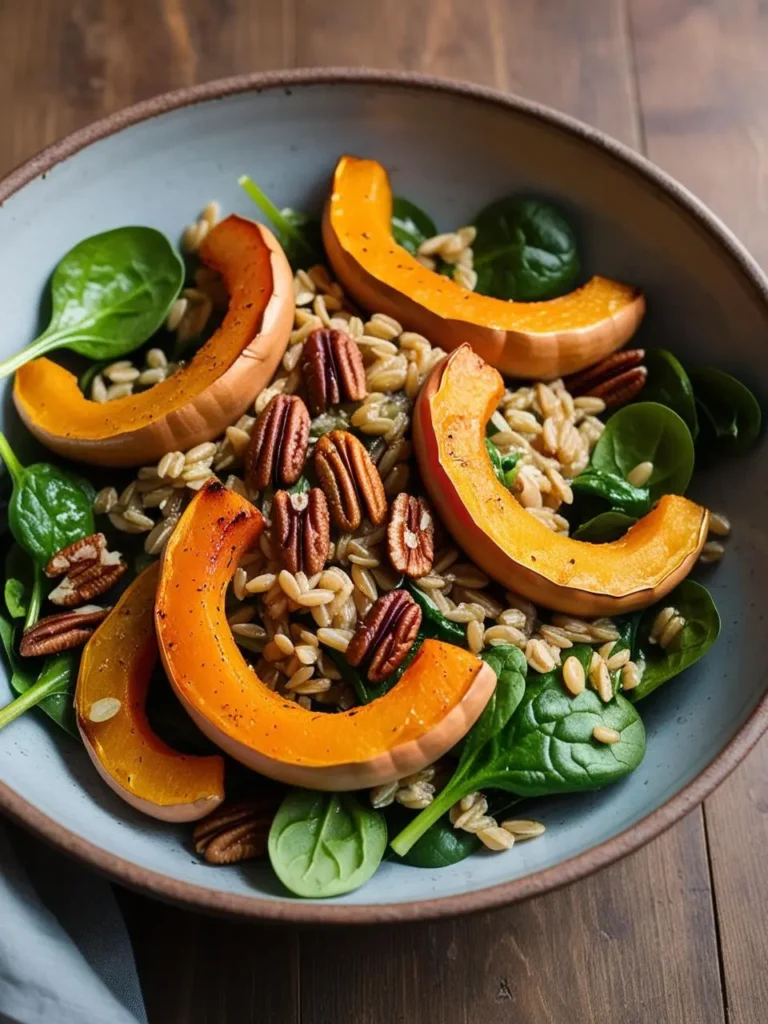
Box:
156, 481, 496, 791
14, 215, 294, 467
323, 156, 645, 380
413, 345, 709, 615
76, 563, 225, 821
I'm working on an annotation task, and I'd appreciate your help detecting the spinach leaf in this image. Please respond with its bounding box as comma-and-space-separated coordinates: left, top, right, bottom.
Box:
485, 439, 521, 488
589, 402, 695, 501
268, 789, 387, 898
391, 644, 645, 856
570, 471, 651, 518
408, 585, 466, 645
4, 579, 27, 619
0, 228, 183, 379
0, 433, 95, 566
473, 197, 579, 301
0, 609, 78, 735
630, 580, 720, 702
391, 197, 437, 254
642, 349, 698, 437
386, 805, 480, 867
690, 368, 761, 455
572, 510, 638, 542
239, 174, 322, 267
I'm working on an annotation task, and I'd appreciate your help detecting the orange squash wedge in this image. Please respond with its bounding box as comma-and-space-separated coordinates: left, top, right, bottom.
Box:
156, 480, 496, 791
14, 215, 293, 467
413, 345, 709, 616
323, 156, 645, 380
75, 563, 225, 822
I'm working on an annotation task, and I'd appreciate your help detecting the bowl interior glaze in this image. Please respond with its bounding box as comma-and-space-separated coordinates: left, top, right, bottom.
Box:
1, 72, 767, 922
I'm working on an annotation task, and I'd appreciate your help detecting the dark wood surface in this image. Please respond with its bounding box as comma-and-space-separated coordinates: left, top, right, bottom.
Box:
1, 1, 766, 1020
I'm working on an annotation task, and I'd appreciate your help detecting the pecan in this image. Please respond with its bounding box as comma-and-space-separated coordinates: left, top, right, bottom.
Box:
387, 493, 434, 578
45, 533, 107, 577
314, 430, 387, 532
272, 487, 331, 576
48, 555, 127, 607
302, 328, 367, 415
565, 348, 647, 409
346, 590, 422, 683
245, 394, 310, 492
193, 799, 277, 865
19, 607, 111, 657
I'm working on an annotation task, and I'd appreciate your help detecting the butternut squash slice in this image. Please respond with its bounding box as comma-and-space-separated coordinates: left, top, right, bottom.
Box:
14, 215, 293, 467
76, 563, 225, 822
323, 156, 645, 380
156, 481, 496, 791
413, 345, 709, 616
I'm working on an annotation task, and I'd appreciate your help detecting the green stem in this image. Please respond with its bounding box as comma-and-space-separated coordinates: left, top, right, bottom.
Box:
0, 665, 61, 730
238, 175, 312, 259
24, 569, 43, 632
0, 432, 24, 489
390, 786, 463, 857
0, 328, 71, 381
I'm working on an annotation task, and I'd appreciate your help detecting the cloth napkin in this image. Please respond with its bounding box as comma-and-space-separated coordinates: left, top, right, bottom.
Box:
0, 818, 147, 1024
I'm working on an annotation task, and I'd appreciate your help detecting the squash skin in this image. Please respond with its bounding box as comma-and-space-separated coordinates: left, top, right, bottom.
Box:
322, 156, 645, 381
156, 481, 497, 791
413, 345, 709, 616
14, 216, 294, 467
75, 563, 225, 822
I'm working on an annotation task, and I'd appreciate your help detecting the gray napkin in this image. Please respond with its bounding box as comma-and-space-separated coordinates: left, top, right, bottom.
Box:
0, 819, 147, 1024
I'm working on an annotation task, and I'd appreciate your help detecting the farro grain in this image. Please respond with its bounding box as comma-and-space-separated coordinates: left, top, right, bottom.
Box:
144, 519, 174, 555
708, 512, 731, 537
93, 486, 118, 514
501, 820, 546, 840
699, 541, 725, 564
138, 367, 167, 387
593, 725, 621, 744
621, 661, 641, 691
484, 624, 527, 648
370, 782, 398, 809
562, 655, 586, 695
106, 382, 133, 401
627, 460, 654, 487
158, 451, 186, 479
467, 619, 485, 654
146, 347, 168, 369
659, 614, 686, 649
88, 697, 121, 723
606, 647, 631, 671
526, 638, 556, 674
649, 606, 676, 643
232, 623, 268, 641
90, 374, 108, 403
165, 297, 189, 331
122, 508, 155, 531
589, 651, 613, 702
297, 589, 336, 608
537, 624, 573, 649
227, 605, 257, 626
477, 826, 516, 851
573, 395, 606, 415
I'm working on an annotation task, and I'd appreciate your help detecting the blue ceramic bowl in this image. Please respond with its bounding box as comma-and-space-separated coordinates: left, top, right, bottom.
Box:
1, 70, 766, 923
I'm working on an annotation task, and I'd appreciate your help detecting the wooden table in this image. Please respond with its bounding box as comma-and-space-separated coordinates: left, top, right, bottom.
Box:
2, 1, 766, 1020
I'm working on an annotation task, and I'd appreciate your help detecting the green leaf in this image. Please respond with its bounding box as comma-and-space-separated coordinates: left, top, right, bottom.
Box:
391, 644, 645, 856
407, 584, 466, 645
391, 197, 438, 255
630, 580, 720, 701
570, 471, 651, 519
268, 789, 387, 898
238, 175, 322, 267
4, 578, 27, 619
0, 227, 183, 379
690, 368, 761, 455
589, 402, 695, 501
485, 439, 521, 488
0, 435, 95, 566
473, 197, 579, 301
642, 349, 699, 438
386, 805, 480, 867
572, 510, 638, 542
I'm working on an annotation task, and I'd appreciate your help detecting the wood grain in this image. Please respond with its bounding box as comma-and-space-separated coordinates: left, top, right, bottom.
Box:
0, 0, 762, 1020
630, 2, 768, 1019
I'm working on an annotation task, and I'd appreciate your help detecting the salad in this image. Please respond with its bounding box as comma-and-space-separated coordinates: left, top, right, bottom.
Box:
0, 156, 758, 899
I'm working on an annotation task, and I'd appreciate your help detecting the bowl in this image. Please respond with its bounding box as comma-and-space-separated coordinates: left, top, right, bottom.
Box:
1, 69, 767, 924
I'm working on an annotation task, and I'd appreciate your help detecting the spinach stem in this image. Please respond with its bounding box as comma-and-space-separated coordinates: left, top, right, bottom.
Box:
238, 175, 312, 259
0, 667, 61, 731
0, 432, 24, 489
24, 569, 43, 632
390, 787, 459, 857
0, 330, 71, 381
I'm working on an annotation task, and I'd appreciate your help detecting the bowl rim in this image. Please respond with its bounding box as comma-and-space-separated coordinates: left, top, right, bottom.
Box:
1, 66, 767, 925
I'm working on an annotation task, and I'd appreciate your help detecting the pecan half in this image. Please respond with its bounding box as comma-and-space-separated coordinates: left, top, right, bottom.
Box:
387, 493, 434, 578
346, 590, 422, 683
193, 799, 277, 865
565, 348, 647, 409
272, 487, 331, 576
302, 328, 367, 415
19, 607, 111, 657
245, 394, 310, 492
48, 555, 127, 607
45, 533, 107, 577
314, 430, 387, 532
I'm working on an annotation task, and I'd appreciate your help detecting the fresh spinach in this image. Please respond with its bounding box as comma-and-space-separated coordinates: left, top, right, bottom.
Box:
630, 580, 720, 702
391, 644, 645, 856
0, 433, 95, 566
391, 197, 437, 254
642, 349, 699, 437
386, 805, 480, 867
0, 610, 78, 735
268, 789, 387, 898
572, 510, 638, 542
239, 175, 322, 267
589, 402, 695, 501
690, 368, 761, 455
485, 439, 521, 488
570, 471, 651, 518
408, 585, 466, 645
0, 227, 183, 379
473, 196, 579, 301
4, 579, 27, 620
